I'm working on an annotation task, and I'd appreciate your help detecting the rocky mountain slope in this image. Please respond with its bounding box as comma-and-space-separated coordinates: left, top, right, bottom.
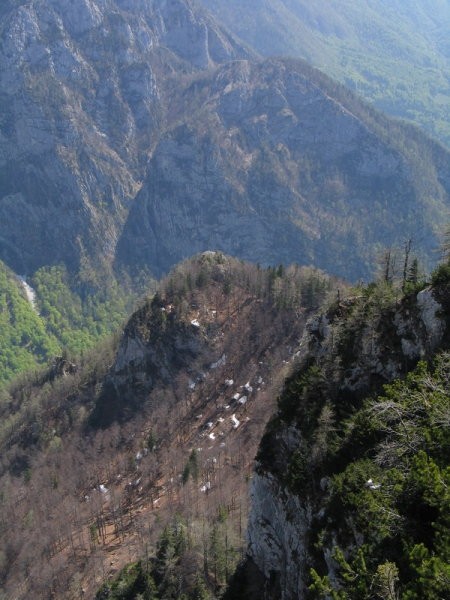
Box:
200, 0, 450, 147
228, 272, 450, 598
1, 0, 450, 287
0, 0, 249, 275
117, 56, 450, 281
0, 253, 337, 599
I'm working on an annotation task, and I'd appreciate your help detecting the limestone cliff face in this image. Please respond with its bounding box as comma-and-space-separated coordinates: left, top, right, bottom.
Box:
243, 283, 449, 599
2, 1, 450, 283
0, 0, 248, 273
111, 298, 208, 394
117, 58, 450, 281
247, 432, 312, 599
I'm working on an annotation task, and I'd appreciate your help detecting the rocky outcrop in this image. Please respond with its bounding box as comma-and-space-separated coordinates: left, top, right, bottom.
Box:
247, 424, 312, 599
243, 282, 449, 599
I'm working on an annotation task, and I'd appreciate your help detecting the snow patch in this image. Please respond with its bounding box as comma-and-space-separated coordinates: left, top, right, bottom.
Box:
200, 481, 211, 493
210, 354, 226, 369
18, 276, 38, 313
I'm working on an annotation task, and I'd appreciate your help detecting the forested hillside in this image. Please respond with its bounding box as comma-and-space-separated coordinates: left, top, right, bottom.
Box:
201, 0, 450, 147
0, 259, 152, 386
61, 255, 450, 600
0, 253, 337, 599
229, 259, 450, 599
0, 261, 59, 384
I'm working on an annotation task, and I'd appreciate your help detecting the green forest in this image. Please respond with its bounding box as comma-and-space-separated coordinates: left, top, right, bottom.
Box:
0, 261, 154, 386
304, 355, 450, 599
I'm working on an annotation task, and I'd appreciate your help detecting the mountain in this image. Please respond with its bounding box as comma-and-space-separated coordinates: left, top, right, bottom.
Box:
0, 0, 250, 276
227, 271, 450, 598
1, 0, 450, 291
116, 56, 450, 281
200, 0, 450, 147
0, 253, 336, 599
1, 257, 449, 599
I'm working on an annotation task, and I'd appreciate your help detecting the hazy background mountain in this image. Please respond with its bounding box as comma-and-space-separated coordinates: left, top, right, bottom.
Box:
200, 0, 450, 147
1, 0, 449, 287
116, 56, 450, 282
1, 0, 450, 385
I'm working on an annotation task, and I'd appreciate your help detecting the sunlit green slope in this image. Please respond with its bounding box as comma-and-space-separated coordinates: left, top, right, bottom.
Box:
201, 0, 450, 146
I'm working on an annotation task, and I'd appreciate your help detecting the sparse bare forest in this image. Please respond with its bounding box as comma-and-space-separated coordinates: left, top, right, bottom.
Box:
0, 253, 338, 599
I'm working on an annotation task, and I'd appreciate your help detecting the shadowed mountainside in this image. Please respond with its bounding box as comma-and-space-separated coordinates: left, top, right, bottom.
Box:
0, 253, 338, 599
1, 0, 450, 286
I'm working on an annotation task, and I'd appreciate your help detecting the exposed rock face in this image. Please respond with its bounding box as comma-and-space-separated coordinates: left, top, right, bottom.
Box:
111, 300, 208, 394
117, 58, 450, 280
244, 283, 449, 599
247, 425, 312, 599
0, 0, 248, 273
2, 1, 450, 283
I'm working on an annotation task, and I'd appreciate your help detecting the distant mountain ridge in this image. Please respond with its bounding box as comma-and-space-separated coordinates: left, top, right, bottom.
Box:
117, 57, 450, 280
200, 0, 450, 147
0, 0, 450, 286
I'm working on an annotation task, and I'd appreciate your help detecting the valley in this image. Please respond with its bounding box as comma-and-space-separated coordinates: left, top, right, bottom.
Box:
0, 2, 449, 599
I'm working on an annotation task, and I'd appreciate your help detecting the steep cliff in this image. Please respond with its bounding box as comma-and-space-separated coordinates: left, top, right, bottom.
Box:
0, 0, 249, 274
234, 278, 450, 599
116, 57, 450, 281
2, 1, 450, 284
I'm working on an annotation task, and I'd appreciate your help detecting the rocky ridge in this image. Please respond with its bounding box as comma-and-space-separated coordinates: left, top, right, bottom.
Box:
1, 1, 450, 283
236, 280, 450, 599
0, 253, 336, 598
